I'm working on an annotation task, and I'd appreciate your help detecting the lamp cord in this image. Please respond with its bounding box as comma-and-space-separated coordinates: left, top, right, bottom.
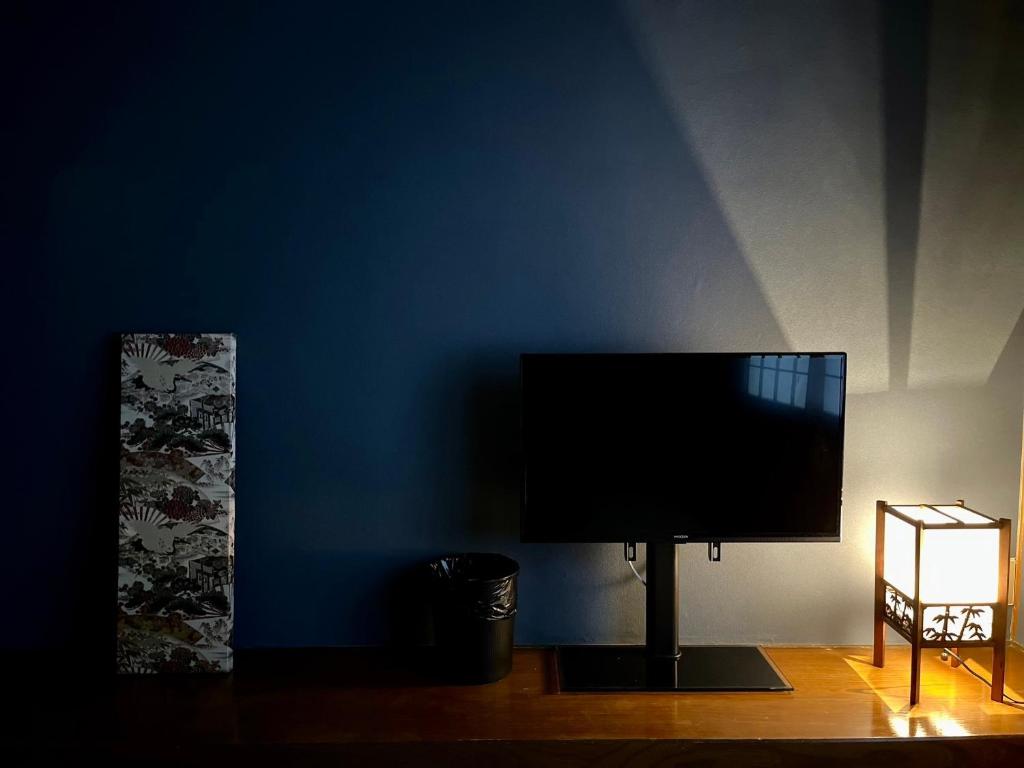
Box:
943, 648, 1024, 706
627, 558, 646, 587
624, 547, 646, 587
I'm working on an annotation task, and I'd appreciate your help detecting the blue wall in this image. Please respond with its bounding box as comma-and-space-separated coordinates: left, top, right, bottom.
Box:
7, 0, 774, 651
6, 1, 1022, 653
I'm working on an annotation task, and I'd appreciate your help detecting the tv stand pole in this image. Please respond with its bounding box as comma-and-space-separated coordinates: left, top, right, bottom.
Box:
554, 542, 793, 692
646, 541, 681, 661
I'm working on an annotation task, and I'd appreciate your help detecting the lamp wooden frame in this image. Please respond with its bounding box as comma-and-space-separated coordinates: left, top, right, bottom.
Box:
872, 499, 1011, 706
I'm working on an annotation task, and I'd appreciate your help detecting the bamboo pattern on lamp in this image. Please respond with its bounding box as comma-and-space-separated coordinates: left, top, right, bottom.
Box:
921, 605, 991, 643
883, 585, 914, 640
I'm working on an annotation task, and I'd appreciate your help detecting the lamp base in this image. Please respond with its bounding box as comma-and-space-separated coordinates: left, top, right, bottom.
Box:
555, 645, 792, 692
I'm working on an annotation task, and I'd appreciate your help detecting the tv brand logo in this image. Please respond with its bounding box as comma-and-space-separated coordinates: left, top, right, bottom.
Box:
673, 534, 689, 541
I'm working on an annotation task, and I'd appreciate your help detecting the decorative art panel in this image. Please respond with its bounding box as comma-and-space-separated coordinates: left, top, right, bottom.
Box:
117, 333, 236, 673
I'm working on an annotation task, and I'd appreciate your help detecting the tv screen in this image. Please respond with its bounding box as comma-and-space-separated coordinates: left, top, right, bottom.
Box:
521, 353, 845, 543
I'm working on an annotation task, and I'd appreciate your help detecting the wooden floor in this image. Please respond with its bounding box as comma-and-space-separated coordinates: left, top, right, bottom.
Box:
13, 644, 1024, 765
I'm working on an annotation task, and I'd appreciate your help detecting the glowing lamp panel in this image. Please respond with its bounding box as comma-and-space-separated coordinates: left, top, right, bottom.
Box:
931, 505, 991, 525
890, 505, 951, 524
883, 513, 917, 599
919, 528, 1000, 605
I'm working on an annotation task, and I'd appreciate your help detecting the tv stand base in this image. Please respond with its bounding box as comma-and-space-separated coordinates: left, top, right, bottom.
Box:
555, 645, 792, 692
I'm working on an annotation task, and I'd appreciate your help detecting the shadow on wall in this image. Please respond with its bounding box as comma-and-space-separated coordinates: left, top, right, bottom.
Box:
880, 0, 929, 392
67, 337, 122, 675
461, 360, 522, 542
437, 350, 635, 644
990, 308, 1024, 398
11, 0, 807, 649
845, 305, 1023, 542
15, 1, 1022, 650
906, 1, 1024, 390
234, 548, 439, 647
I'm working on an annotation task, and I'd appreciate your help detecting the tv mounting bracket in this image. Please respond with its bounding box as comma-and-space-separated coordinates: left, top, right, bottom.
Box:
624, 540, 722, 562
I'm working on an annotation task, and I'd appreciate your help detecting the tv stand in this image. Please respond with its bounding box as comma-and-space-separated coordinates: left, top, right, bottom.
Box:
555, 542, 792, 692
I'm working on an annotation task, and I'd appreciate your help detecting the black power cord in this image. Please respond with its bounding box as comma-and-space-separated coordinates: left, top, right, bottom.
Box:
943, 648, 1024, 706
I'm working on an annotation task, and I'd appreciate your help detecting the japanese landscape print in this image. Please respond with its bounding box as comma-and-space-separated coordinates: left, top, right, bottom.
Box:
118, 333, 236, 673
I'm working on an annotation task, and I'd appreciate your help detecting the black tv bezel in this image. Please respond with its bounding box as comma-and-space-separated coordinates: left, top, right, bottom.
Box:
520, 351, 846, 544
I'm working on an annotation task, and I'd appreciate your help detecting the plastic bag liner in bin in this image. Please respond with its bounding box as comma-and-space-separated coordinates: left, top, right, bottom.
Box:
428, 553, 519, 683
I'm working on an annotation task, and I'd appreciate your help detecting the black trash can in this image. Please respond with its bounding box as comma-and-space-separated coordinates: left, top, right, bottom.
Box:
428, 553, 519, 684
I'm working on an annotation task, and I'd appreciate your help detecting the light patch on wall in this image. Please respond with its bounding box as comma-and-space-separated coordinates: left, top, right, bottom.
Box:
908, 3, 1024, 390
622, 0, 889, 393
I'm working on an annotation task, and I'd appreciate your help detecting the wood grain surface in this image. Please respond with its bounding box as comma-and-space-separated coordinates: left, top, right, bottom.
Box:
11, 645, 1024, 766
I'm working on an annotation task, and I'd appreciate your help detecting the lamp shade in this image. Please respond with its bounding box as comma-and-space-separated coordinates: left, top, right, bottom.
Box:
883, 506, 1001, 604
873, 500, 1012, 706
920, 528, 1000, 604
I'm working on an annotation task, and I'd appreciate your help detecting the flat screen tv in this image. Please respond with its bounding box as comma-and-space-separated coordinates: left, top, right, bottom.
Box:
521, 352, 846, 544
